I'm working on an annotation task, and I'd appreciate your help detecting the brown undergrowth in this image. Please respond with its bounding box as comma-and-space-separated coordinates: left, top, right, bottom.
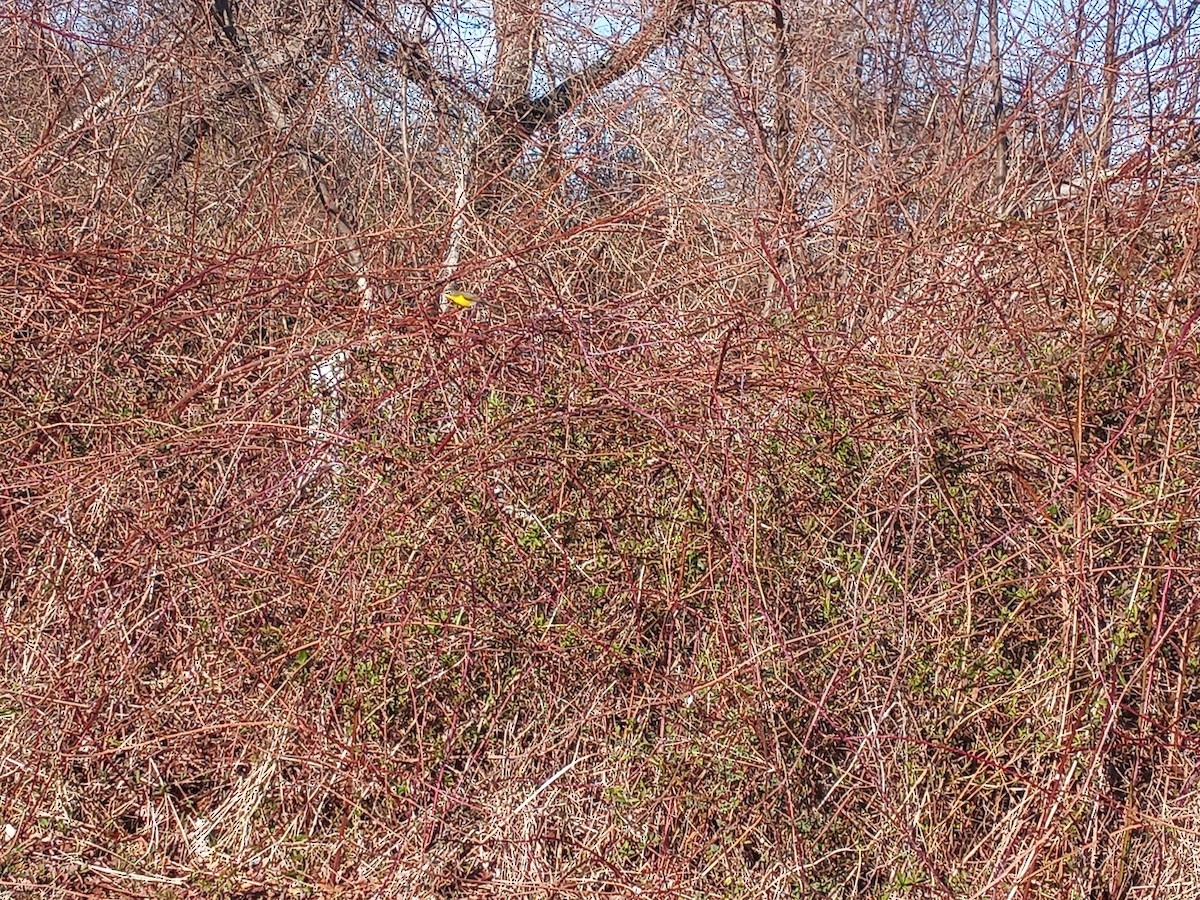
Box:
3, 16, 1200, 894
4, 175, 1199, 898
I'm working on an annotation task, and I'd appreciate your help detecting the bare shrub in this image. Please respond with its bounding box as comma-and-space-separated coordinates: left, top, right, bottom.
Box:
3, 0, 1199, 896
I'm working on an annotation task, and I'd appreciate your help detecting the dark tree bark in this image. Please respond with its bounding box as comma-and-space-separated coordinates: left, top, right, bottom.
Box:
1097, 0, 1120, 166
988, 0, 1008, 191
468, 0, 694, 213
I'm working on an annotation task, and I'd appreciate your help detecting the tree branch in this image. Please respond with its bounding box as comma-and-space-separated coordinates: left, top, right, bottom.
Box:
517, 0, 696, 130
1116, 0, 1200, 67
343, 0, 481, 114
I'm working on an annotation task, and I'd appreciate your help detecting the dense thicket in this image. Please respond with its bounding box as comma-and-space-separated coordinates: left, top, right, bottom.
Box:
3, 0, 1199, 895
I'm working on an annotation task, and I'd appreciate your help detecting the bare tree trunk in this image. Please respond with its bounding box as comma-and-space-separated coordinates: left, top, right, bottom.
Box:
474, 0, 540, 213
854, 0, 869, 97
1098, 0, 1121, 167
1055, 4, 1084, 145
956, 0, 981, 140
988, 0, 1008, 193
764, 0, 794, 311
770, 0, 792, 210
437, 118, 474, 310
205, 5, 374, 501
466, 0, 694, 219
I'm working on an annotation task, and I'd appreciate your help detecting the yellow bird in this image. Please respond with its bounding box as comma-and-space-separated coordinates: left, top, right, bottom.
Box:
443, 287, 479, 309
